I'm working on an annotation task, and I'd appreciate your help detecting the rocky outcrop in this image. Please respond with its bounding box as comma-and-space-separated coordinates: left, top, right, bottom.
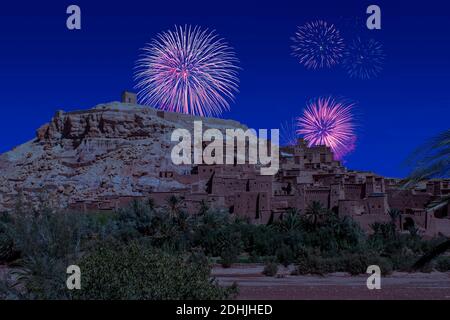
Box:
0, 102, 247, 211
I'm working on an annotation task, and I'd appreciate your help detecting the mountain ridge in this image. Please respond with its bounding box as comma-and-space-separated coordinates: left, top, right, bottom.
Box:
0, 101, 248, 211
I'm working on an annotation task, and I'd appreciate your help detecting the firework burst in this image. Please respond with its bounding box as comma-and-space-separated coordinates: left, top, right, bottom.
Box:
291, 20, 345, 69
134, 25, 239, 117
343, 37, 385, 79
296, 97, 357, 160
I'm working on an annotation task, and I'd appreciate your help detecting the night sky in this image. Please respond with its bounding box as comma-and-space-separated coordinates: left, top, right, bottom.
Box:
0, 0, 449, 178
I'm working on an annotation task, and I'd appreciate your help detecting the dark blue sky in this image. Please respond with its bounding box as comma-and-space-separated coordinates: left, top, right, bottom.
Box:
0, 0, 449, 177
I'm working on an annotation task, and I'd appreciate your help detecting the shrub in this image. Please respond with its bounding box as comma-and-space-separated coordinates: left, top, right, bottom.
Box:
217, 230, 243, 268
5, 208, 89, 262
262, 261, 278, 277
293, 246, 314, 275
344, 253, 371, 275
419, 263, 434, 273
0, 208, 90, 299
300, 214, 365, 255
116, 199, 156, 239
371, 256, 393, 276
340, 252, 394, 276
435, 256, 450, 272
389, 251, 418, 272
219, 246, 240, 268
294, 251, 334, 275
294, 256, 337, 275
276, 244, 295, 267
294, 257, 314, 275
0, 213, 16, 263
248, 226, 280, 257
75, 242, 235, 300
0, 233, 14, 263
293, 250, 392, 276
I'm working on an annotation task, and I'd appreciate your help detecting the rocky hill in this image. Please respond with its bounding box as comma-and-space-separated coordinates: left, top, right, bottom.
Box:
0, 102, 247, 211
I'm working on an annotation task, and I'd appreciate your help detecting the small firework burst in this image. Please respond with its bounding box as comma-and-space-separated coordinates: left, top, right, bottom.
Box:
134, 25, 239, 117
296, 96, 357, 160
280, 118, 299, 146
291, 20, 345, 69
343, 37, 385, 79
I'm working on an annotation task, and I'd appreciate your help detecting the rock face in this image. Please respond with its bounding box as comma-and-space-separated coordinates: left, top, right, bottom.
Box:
0, 102, 247, 211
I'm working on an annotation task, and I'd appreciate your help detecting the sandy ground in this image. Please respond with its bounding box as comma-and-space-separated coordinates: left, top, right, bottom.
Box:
212, 264, 450, 300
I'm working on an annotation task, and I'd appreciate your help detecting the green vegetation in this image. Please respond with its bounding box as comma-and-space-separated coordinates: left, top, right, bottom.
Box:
75, 242, 235, 300
0, 197, 449, 299
403, 129, 450, 268
262, 261, 278, 277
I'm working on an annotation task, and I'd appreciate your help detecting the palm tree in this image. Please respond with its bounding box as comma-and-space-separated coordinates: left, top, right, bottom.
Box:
388, 209, 402, 228
276, 208, 302, 232
403, 129, 450, 188
403, 129, 450, 269
198, 200, 209, 216
305, 201, 327, 228
166, 195, 183, 218
147, 197, 155, 210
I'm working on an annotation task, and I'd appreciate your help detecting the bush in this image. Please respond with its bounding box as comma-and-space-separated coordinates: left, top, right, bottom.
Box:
75, 242, 235, 300
0, 208, 90, 299
343, 253, 371, 275
371, 257, 393, 276
294, 257, 314, 275
116, 199, 155, 238
248, 226, 280, 257
294, 256, 335, 275
276, 244, 295, 267
262, 262, 278, 277
435, 256, 450, 272
0, 233, 14, 263
7, 209, 88, 261
219, 251, 235, 268
219, 245, 240, 268
0, 213, 15, 263
299, 214, 365, 256
341, 252, 394, 276
217, 230, 243, 268
389, 252, 418, 272
294, 250, 337, 275
293, 249, 393, 276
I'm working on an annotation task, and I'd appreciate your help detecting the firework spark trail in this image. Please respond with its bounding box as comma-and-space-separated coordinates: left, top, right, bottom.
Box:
343, 37, 385, 79
296, 97, 357, 160
291, 20, 345, 69
135, 25, 239, 117
280, 118, 299, 146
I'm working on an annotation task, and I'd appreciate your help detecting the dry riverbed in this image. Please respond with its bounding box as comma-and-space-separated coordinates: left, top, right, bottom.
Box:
212, 264, 450, 300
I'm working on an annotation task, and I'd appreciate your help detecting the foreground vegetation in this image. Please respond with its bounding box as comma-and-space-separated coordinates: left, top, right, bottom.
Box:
0, 197, 449, 299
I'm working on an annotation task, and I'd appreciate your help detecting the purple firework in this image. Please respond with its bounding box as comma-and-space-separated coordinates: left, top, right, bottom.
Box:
291, 20, 345, 69
343, 37, 385, 79
296, 97, 357, 159
134, 25, 239, 117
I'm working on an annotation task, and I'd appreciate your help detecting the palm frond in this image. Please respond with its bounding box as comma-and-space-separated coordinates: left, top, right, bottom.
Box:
403, 129, 450, 188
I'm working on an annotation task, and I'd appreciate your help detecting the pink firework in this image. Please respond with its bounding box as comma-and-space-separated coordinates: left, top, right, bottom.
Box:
296, 97, 357, 159
134, 25, 239, 116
